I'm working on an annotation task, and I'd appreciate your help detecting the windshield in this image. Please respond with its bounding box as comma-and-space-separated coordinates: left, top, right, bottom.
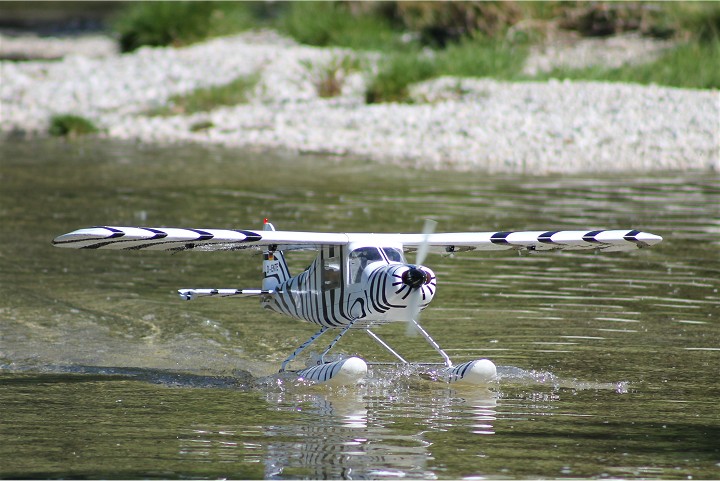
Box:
348, 247, 383, 283
382, 247, 405, 263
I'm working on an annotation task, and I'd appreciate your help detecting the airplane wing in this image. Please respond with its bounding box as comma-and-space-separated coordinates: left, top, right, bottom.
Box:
385, 229, 663, 253
53, 226, 661, 253
52, 226, 348, 251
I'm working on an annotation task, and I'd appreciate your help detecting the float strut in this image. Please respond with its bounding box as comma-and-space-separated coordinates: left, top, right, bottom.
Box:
411, 319, 453, 368
365, 329, 408, 364
318, 319, 356, 364
279, 326, 329, 372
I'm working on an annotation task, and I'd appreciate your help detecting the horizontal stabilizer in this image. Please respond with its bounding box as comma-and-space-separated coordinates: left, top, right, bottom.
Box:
178, 288, 271, 301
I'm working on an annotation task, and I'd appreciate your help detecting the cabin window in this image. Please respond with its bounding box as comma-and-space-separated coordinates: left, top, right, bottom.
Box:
382, 247, 405, 263
348, 247, 383, 284
322, 256, 341, 290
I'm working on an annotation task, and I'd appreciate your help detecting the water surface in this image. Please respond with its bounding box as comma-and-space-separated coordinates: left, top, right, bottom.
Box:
0, 138, 718, 479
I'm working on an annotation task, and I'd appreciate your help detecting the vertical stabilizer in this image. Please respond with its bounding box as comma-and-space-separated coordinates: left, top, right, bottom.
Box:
262, 219, 290, 291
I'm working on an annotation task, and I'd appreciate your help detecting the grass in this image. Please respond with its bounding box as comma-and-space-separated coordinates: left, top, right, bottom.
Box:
530, 38, 720, 90
48, 114, 99, 137
301, 54, 365, 98
366, 38, 530, 103
367, 33, 720, 102
436, 37, 529, 80
148, 75, 259, 116
366, 53, 437, 104
113, 2, 274, 52
279, 2, 408, 51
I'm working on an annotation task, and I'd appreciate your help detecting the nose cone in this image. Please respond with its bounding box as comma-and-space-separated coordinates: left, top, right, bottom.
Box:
402, 266, 430, 289
378, 264, 437, 320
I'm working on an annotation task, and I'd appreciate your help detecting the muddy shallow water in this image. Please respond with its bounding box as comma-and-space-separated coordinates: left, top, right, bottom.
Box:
0, 138, 718, 479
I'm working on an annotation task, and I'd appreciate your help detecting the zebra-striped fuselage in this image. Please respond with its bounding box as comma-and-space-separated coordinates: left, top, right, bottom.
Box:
261, 245, 436, 329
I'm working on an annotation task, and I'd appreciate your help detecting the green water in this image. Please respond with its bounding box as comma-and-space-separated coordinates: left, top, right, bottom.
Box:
0, 138, 718, 479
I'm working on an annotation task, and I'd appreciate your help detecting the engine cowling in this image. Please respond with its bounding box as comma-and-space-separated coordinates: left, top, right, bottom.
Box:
366, 264, 436, 318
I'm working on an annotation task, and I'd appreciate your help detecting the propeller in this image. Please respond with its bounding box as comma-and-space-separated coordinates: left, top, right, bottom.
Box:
415, 219, 436, 266
406, 219, 437, 335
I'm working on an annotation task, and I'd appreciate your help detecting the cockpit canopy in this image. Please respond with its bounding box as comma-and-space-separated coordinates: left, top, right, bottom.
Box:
348, 246, 405, 283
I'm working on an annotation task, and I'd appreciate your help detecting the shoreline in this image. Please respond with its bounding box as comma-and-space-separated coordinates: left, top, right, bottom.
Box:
1, 31, 718, 173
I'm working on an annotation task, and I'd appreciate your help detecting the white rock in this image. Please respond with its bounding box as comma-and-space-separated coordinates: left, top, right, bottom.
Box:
1, 30, 717, 173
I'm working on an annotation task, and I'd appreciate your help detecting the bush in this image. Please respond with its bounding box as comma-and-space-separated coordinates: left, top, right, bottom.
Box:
113, 2, 265, 52
394, 1, 523, 46
558, 2, 677, 38
48, 115, 99, 137
300, 55, 364, 98
365, 53, 437, 103
280, 1, 404, 51
671, 2, 720, 43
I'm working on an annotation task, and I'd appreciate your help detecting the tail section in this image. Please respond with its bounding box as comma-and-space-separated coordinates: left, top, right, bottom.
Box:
262, 219, 291, 291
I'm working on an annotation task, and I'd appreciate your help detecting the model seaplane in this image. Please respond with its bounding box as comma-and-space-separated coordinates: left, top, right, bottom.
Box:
53, 219, 662, 386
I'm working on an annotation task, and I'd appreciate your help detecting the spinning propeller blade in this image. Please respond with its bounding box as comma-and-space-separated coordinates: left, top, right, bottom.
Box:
414, 219, 437, 266
406, 219, 437, 336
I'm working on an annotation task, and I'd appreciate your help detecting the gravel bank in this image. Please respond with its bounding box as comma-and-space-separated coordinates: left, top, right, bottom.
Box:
0, 32, 118, 60
1, 31, 717, 173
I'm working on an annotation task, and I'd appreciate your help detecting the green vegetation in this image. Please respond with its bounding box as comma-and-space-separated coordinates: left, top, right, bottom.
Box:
189, 120, 215, 132
48, 114, 99, 137
366, 53, 436, 104
662, 1, 720, 42
523, 1, 720, 90
149, 75, 259, 116
301, 54, 365, 98
532, 39, 720, 90
280, 2, 403, 51
366, 36, 534, 103
111, 1, 720, 104
113, 2, 275, 52
437, 37, 528, 79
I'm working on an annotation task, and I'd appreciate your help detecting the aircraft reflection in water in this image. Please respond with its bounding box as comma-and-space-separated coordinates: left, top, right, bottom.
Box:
177, 384, 498, 479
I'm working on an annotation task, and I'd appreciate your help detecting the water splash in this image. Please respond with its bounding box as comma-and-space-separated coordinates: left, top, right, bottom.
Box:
497, 365, 628, 393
